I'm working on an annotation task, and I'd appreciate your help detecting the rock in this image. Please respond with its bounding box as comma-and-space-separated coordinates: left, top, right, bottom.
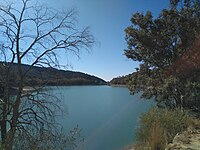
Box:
165, 128, 200, 150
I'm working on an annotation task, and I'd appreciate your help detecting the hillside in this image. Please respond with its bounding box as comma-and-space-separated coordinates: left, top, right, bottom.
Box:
0, 62, 107, 86
109, 73, 133, 86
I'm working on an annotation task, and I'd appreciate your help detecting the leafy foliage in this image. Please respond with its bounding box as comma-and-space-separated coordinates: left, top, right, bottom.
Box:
125, 0, 200, 66
125, 0, 200, 111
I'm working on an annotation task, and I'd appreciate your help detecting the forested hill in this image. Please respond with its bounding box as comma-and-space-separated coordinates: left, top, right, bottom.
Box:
0, 62, 107, 86
109, 73, 133, 85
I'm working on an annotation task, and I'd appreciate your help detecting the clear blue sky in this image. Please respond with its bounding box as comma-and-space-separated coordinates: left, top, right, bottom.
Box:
47, 0, 169, 81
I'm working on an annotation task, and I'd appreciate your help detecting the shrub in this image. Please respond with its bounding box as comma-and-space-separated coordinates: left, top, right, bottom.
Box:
134, 107, 197, 150
0, 144, 5, 150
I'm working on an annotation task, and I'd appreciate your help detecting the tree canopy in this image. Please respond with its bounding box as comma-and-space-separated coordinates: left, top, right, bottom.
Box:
125, 0, 200, 112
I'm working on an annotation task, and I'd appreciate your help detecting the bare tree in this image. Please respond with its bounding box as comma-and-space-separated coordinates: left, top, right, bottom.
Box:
0, 0, 94, 149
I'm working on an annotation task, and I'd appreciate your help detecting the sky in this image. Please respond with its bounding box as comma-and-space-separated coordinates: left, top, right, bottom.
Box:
46, 0, 170, 81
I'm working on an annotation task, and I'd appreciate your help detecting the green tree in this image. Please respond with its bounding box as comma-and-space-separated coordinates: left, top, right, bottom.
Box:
125, 0, 200, 111
0, 0, 94, 149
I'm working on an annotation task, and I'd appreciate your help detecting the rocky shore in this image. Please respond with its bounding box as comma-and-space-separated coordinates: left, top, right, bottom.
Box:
165, 128, 200, 150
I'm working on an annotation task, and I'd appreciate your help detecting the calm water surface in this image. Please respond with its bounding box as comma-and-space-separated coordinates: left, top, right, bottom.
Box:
51, 86, 153, 150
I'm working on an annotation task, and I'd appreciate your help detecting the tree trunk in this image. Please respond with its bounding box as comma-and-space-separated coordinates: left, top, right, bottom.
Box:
1, 73, 10, 147
6, 92, 22, 150
1, 104, 7, 146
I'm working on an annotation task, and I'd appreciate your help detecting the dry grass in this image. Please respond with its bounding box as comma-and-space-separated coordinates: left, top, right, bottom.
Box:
133, 107, 199, 150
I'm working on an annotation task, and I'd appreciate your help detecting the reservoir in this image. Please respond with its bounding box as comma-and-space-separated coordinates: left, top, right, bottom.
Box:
51, 86, 153, 150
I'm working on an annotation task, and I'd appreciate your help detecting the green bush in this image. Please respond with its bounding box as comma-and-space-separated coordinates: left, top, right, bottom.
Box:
134, 107, 196, 150
0, 144, 5, 150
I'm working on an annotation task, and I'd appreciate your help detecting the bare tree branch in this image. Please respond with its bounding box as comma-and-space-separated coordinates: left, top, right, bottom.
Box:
0, 0, 94, 149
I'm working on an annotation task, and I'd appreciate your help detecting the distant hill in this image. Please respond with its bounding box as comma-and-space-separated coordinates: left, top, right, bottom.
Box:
109, 73, 133, 86
0, 62, 107, 86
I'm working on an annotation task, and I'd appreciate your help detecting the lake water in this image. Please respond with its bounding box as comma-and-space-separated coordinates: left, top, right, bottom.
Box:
52, 86, 153, 150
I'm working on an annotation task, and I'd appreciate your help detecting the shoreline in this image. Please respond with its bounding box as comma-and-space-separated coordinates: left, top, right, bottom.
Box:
109, 84, 127, 87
